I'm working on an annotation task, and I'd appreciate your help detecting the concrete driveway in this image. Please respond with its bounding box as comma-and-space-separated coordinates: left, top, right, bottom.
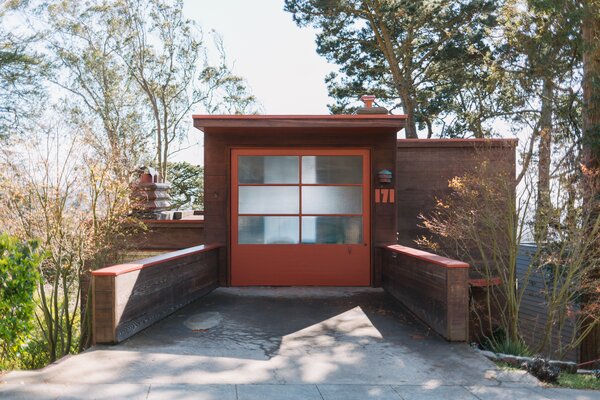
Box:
1, 287, 599, 399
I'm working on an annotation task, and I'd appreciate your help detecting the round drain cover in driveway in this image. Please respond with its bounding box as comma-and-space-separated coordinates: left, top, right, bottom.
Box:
184, 312, 222, 330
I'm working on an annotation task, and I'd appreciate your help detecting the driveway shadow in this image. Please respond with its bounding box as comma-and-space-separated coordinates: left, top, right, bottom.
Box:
2, 288, 504, 386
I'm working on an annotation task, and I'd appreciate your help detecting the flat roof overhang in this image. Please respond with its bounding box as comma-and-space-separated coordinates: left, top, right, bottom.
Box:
397, 138, 518, 148
192, 114, 407, 133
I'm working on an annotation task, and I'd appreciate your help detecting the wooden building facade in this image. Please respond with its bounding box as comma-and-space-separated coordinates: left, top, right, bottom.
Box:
194, 114, 402, 287
92, 107, 517, 345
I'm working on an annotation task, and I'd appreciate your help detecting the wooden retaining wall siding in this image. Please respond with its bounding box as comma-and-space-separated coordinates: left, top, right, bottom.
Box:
133, 220, 205, 251
396, 139, 516, 278
92, 244, 222, 344
517, 243, 580, 362
381, 244, 469, 341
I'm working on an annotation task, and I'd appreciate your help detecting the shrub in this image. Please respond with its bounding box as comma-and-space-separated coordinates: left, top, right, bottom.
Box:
481, 327, 532, 356
0, 234, 43, 369
525, 357, 561, 383
419, 158, 600, 359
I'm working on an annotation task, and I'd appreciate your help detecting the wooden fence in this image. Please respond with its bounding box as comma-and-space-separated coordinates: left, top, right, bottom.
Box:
517, 243, 579, 362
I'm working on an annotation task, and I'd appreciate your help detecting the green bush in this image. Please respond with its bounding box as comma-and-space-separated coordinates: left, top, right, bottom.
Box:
481, 327, 532, 356
0, 234, 43, 369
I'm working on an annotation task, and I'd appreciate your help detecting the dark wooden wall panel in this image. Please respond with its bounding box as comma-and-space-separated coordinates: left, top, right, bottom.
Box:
131, 221, 205, 251
204, 128, 398, 287
581, 325, 600, 367
381, 245, 469, 341
92, 245, 221, 344
92, 277, 115, 344
447, 267, 469, 340
396, 139, 516, 278
517, 244, 580, 362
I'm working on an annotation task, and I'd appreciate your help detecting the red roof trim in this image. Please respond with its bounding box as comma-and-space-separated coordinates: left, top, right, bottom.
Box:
397, 138, 517, 147
399, 138, 517, 142
193, 114, 407, 131
382, 244, 469, 268
91, 244, 222, 277
192, 114, 408, 120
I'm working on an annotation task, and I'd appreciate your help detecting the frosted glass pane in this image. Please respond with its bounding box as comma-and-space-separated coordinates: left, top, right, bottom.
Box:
302, 186, 362, 214
238, 156, 298, 184
239, 186, 299, 214
302, 216, 363, 244
302, 156, 362, 184
239, 216, 299, 244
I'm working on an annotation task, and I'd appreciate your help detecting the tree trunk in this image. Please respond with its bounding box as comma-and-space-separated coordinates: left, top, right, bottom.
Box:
582, 3, 600, 197
401, 91, 419, 139
361, 2, 418, 138
534, 77, 553, 243
580, 0, 600, 365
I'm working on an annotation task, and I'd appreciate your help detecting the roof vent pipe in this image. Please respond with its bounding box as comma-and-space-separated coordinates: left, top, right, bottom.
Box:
361, 95, 376, 108
356, 95, 388, 114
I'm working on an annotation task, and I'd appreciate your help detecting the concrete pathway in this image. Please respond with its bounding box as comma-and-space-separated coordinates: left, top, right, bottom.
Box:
1, 287, 599, 399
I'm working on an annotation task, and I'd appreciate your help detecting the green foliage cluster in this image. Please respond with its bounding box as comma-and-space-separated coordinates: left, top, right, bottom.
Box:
0, 3, 47, 138
40, 0, 258, 180
0, 233, 43, 369
481, 328, 533, 357
558, 372, 600, 390
168, 161, 204, 210
284, 0, 587, 148
285, 0, 503, 138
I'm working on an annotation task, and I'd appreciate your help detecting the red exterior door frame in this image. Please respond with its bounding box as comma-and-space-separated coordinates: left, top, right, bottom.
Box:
230, 148, 371, 286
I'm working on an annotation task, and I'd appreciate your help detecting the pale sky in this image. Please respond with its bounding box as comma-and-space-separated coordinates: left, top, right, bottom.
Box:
183, 0, 335, 115
174, 0, 339, 164
171, 1, 521, 165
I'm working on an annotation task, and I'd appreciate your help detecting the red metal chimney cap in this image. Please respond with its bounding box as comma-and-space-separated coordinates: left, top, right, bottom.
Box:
361, 95, 376, 108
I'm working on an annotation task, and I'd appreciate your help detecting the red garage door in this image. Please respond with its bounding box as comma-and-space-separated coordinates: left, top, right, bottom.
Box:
231, 148, 370, 286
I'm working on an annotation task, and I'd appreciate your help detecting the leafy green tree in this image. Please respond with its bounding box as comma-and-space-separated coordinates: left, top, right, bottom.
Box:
582, 0, 600, 199
202, 34, 260, 115
0, 125, 143, 360
497, 0, 582, 240
0, 234, 43, 368
168, 162, 203, 210
44, 0, 150, 172
0, 2, 47, 138
39, 0, 257, 182
118, 0, 257, 181
285, 0, 499, 138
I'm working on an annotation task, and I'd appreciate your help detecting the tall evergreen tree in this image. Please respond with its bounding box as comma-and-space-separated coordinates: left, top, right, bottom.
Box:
498, 0, 582, 240
285, 0, 499, 138
580, 0, 600, 364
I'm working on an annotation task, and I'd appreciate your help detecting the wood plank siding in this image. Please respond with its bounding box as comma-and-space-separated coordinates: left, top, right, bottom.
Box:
396, 139, 517, 278
199, 123, 400, 287
517, 244, 580, 362
381, 244, 469, 341
131, 220, 205, 251
92, 244, 222, 344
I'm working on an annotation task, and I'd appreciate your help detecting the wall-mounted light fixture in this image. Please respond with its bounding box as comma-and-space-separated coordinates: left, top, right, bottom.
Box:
378, 169, 393, 184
